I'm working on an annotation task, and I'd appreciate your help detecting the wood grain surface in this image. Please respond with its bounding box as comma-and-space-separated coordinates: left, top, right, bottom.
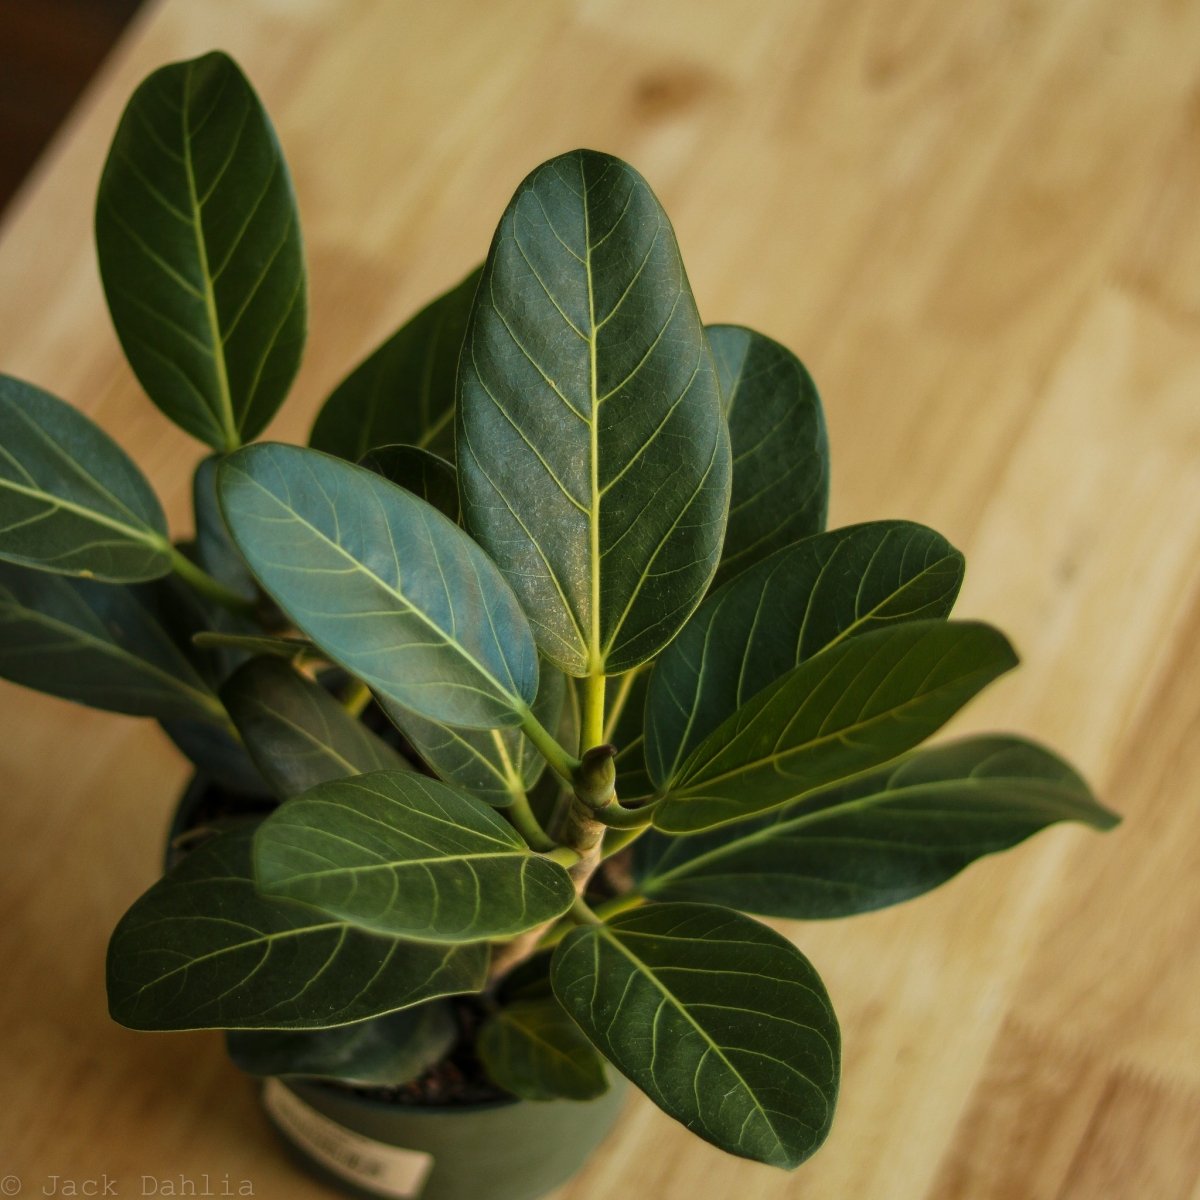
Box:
1, 2, 1197, 1197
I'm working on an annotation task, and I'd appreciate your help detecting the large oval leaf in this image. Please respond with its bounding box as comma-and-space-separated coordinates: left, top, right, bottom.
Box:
637, 736, 1117, 916
96, 51, 305, 449
0, 562, 221, 721
457, 149, 731, 675
254, 771, 575, 942
227, 1001, 457, 1086
218, 443, 538, 728
0, 376, 170, 581
222, 657, 410, 800
378, 662, 565, 808
309, 267, 480, 461
477, 997, 609, 1101
654, 620, 1017, 834
709, 326, 828, 587
108, 828, 486, 1031
646, 521, 964, 789
552, 903, 839, 1168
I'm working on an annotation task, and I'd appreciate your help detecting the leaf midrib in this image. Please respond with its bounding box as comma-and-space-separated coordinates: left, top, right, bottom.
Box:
675, 644, 999, 793
592, 924, 789, 1161
234, 464, 527, 719
181, 61, 239, 451
646, 772, 1084, 888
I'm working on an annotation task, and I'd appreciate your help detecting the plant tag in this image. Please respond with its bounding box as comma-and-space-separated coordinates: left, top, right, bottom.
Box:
262, 1078, 435, 1198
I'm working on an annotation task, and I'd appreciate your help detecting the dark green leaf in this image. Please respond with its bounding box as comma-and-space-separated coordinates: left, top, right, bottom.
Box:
161, 716, 267, 795
108, 828, 486, 1030
0, 561, 222, 721
709, 326, 828, 586
478, 997, 609, 1101
638, 736, 1117, 916
192, 455, 257, 600
646, 522, 965, 789
378, 662, 565, 808
653, 620, 1017, 834
609, 666, 654, 803
310, 267, 480, 462
360, 444, 459, 522
218, 443, 539, 728
552, 903, 839, 1168
254, 771, 575, 942
458, 149, 730, 675
0, 375, 170, 581
227, 1001, 456, 1086
96, 51, 305, 449
222, 657, 409, 800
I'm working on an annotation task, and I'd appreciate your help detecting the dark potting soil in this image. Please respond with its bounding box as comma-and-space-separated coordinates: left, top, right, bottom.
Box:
332, 995, 510, 1109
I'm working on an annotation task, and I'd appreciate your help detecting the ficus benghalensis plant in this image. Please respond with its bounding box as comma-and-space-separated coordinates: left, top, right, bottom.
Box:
0, 50, 1118, 1171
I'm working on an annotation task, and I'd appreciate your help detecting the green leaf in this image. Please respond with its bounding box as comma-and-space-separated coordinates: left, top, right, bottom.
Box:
478, 997, 609, 1101
360, 444, 459, 522
552, 903, 839, 1168
192, 455, 258, 600
378, 662, 565, 808
653, 620, 1017, 834
0, 375, 170, 581
95, 51, 305, 450
218, 443, 538, 729
0, 561, 222, 721
637, 736, 1118, 917
253, 771, 575, 942
108, 828, 486, 1031
310, 267, 481, 462
708, 326, 828, 586
222, 657, 410, 800
161, 715, 268, 795
227, 1001, 457, 1086
646, 522, 964, 789
457, 149, 731, 675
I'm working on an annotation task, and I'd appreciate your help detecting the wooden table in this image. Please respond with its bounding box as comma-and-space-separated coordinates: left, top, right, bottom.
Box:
2, 2, 1198, 1196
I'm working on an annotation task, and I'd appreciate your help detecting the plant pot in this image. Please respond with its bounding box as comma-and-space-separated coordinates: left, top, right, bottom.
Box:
162, 777, 629, 1200
264, 1076, 628, 1200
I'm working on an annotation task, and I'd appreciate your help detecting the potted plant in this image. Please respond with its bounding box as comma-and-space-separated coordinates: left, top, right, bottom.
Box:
0, 49, 1118, 1200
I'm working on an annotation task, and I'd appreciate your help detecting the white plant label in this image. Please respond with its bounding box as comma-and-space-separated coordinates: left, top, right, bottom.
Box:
262, 1078, 435, 1199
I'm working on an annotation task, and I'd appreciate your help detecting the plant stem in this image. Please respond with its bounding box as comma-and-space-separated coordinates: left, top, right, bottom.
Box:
519, 708, 581, 783
593, 797, 657, 828
507, 792, 556, 852
168, 546, 256, 615
340, 677, 372, 717
593, 892, 645, 922
603, 823, 649, 858
568, 895, 603, 926
582, 671, 606, 751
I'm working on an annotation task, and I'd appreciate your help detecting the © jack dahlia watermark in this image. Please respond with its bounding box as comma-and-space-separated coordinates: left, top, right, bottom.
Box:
0, 1176, 254, 1196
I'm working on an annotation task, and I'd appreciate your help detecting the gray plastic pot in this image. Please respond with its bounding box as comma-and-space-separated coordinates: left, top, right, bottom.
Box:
265, 1076, 628, 1200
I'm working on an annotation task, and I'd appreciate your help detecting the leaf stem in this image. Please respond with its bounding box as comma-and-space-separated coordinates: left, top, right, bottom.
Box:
520, 708, 581, 783
593, 798, 657, 829
168, 546, 256, 614
582, 672, 606, 751
508, 792, 557, 852
603, 823, 650, 858
340, 677, 372, 718
593, 892, 645, 922
568, 895, 603, 926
